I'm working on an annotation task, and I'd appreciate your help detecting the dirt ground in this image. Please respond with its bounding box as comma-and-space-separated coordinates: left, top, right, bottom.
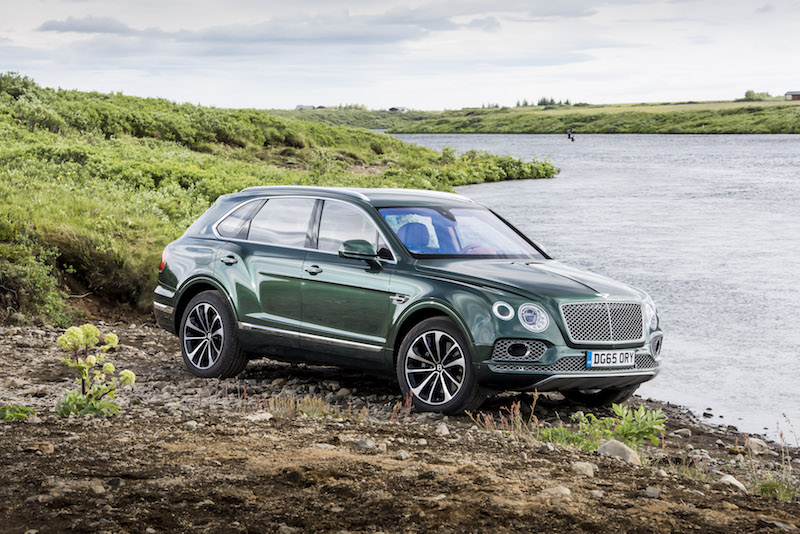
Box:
1, 319, 798, 533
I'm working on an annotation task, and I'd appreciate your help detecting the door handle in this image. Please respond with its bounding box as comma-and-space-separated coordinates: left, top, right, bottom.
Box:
220, 255, 238, 266
305, 265, 323, 275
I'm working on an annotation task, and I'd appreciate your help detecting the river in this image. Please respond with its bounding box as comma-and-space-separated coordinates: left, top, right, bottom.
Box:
393, 133, 799, 438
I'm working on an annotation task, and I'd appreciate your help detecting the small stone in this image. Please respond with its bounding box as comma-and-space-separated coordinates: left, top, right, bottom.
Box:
757, 517, 798, 531
657, 469, 668, 477
90, 485, 106, 495
542, 486, 571, 496
719, 474, 748, 493
145, 528, 157, 534
672, 428, 692, 438
590, 490, 605, 499
335, 388, 351, 398
703, 412, 713, 418
644, 486, 661, 499
24, 530, 39, 534
246, 412, 273, 422
183, 420, 198, 431
395, 450, 411, 460
435, 423, 450, 437
271, 378, 286, 387
7, 378, 29, 388
24, 494, 53, 503
519, 451, 528, 461
746, 437, 770, 455
28, 442, 54, 454
721, 501, 739, 511
715, 439, 726, 448
356, 439, 376, 450
108, 478, 125, 487
315, 443, 336, 450
416, 438, 428, 446
25, 415, 42, 424
277, 524, 298, 534
571, 461, 595, 477
377, 443, 387, 453
597, 440, 641, 465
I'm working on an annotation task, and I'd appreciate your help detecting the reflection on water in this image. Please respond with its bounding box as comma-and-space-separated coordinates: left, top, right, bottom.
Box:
394, 133, 800, 437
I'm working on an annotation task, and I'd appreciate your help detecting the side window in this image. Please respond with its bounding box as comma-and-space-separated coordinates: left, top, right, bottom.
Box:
248, 198, 316, 247
216, 200, 264, 239
317, 201, 379, 254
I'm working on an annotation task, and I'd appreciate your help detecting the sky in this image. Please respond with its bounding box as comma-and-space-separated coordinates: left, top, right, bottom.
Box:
0, 0, 797, 110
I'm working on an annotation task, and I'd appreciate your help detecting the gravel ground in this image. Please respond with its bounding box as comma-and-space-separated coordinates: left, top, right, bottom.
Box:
1, 322, 798, 533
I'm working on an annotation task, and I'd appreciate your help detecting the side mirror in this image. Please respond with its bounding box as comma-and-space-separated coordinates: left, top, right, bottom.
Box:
339, 239, 379, 262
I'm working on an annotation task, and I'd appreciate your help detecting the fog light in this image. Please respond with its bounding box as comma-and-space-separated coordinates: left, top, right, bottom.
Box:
507, 343, 529, 358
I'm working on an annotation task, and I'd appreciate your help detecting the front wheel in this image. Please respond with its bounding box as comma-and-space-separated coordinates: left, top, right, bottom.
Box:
179, 290, 248, 378
562, 386, 639, 407
396, 317, 484, 414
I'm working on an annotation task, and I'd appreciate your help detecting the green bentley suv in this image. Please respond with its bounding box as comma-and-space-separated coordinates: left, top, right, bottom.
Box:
154, 186, 662, 413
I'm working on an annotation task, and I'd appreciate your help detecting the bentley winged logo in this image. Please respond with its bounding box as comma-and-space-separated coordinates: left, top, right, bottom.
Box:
596, 293, 610, 299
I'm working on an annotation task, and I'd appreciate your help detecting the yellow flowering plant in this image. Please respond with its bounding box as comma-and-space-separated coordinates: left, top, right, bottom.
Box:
55, 324, 135, 417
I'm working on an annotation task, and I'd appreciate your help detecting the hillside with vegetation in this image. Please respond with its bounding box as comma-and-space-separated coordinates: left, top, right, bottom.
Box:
0, 73, 558, 326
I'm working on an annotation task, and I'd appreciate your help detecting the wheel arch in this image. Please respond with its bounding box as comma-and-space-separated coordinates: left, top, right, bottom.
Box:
173, 276, 237, 332
389, 300, 474, 368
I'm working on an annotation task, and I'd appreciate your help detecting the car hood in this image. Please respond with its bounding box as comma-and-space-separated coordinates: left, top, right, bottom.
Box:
414, 259, 644, 301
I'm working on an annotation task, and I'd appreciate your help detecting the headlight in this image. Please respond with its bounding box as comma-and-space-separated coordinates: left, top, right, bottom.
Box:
644, 295, 659, 331
518, 303, 549, 332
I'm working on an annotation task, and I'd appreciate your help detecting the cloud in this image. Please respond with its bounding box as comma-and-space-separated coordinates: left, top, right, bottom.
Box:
38, 15, 136, 34
755, 4, 775, 13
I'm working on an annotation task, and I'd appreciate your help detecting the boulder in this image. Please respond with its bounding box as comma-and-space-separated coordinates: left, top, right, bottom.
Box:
597, 440, 641, 465
719, 474, 747, 493
571, 461, 595, 477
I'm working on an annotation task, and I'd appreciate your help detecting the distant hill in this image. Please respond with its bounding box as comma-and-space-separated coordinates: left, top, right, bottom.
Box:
273, 100, 800, 134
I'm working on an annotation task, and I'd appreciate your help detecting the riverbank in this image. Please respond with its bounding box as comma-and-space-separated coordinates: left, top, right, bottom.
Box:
2, 322, 798, 533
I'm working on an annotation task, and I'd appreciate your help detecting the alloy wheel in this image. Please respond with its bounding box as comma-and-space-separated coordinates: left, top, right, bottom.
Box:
182, 302, 224, 370
404, 330, 466, 406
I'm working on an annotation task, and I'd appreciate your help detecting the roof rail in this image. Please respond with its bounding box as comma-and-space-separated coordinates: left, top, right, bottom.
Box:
239, 185, 370, 201
358, 188, 475, 204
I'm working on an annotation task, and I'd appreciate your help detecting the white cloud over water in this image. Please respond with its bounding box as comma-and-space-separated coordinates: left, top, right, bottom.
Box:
0, 0, 797, 109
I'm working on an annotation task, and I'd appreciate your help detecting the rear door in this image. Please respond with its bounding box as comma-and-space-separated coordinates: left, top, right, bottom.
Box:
300, 199, 394, 367
218, 197, 317, 350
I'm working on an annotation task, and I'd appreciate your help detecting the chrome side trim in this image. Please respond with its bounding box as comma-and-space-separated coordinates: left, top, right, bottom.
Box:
238, 321, 384, 352
153, 302, 174, 315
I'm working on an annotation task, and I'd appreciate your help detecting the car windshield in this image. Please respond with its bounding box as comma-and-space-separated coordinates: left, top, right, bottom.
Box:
379, 206, 545, 259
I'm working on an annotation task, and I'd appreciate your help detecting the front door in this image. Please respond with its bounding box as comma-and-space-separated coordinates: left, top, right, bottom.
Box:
300, 200, 394, 367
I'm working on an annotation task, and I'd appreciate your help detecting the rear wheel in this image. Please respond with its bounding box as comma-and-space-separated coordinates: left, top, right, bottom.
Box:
179, 290, 248, 378
562, 386, 639, 407
396, 317, 484, 414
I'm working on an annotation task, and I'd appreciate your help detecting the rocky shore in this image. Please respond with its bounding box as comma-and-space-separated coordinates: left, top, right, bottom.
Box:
1, 322, 798, 533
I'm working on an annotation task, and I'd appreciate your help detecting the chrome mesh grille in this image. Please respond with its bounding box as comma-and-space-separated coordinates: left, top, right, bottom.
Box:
491, 339, 547, 362
561, 302, 643, 343
489, 354, 659, 373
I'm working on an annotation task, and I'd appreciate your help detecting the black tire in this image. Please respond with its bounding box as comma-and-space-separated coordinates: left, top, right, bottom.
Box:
562, 386, 639, 407
396, 317, 484, 414
178, 290, 248, 378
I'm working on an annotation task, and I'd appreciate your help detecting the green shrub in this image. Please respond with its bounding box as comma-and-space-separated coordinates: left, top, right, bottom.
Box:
0, 405, 36, 421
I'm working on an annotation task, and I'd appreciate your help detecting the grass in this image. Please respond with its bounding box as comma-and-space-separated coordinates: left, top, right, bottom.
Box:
0, 73, 557, 325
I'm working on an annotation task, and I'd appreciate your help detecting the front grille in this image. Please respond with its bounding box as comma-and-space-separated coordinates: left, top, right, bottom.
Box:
489, 354, 659, 374
561, 302, 643, 343
491, 339, 547, 362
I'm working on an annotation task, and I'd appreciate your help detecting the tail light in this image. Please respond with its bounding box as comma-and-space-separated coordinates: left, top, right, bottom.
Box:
159, 249, 167, 272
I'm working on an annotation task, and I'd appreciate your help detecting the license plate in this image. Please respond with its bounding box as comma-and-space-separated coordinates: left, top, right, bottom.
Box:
586, 350, 636, 368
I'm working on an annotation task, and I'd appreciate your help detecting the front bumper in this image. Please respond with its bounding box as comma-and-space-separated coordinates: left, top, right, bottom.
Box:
476, 336, 662, 392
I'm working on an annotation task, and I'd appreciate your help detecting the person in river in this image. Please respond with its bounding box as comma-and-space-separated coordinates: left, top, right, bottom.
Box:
566, 128, 575, 141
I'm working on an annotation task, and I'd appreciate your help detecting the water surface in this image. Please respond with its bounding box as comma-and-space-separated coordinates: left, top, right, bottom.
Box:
394, 133, 800, 437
